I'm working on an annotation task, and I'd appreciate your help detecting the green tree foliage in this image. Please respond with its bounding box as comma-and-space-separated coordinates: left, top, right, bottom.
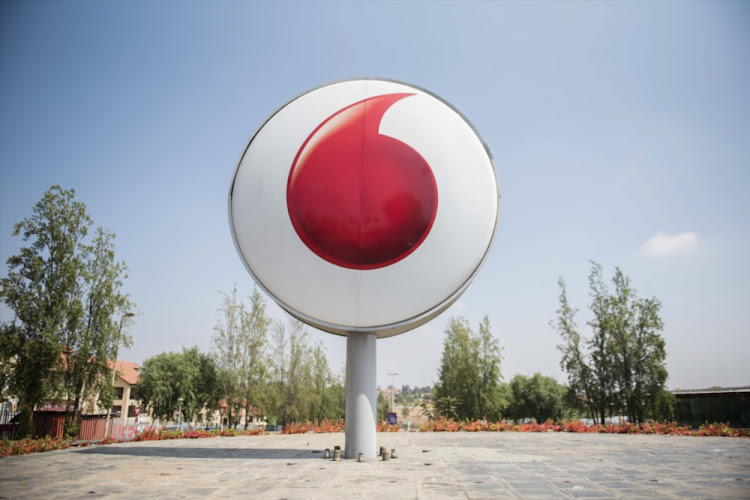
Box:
60, 228, 133, 436
139, 285, 345, 429
434, 315, 505, 421
552, 262, 672, 424
476, 316, 503, 419
395, 385, 432, 406
212, 285, 269, 429
137, 347, 219, 422
435, 396, 461, 419
266, 318, 345, 425
308, 342, 344, 422
0, 186, 132, 437
376, 392, 390, 421
505, 373, 568, 422
418, 399, 435, 422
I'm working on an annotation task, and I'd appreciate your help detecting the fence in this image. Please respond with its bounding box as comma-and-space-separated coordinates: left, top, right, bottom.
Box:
0, 409, 205, 441
105, 418, 141, 440
0, 411, 147, 441
1, 409, 19, 439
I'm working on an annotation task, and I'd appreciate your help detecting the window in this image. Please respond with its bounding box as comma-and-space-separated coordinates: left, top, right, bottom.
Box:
114, 387, 124, 399
127, 406, 139, 418
112, 405, 122, 416
129, 388, 138, 401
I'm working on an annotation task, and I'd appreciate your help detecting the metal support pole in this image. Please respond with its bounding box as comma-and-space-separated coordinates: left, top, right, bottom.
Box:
387, 372, 398, 414
344, 332, 377, 460
105, 312, 133, 437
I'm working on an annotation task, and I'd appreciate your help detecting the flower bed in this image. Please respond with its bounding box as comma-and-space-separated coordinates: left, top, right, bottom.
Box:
280, 419, 346, 434
1, 436, 71, 457
1, 425, 270, 458
376, 421, 400, 432
419, 418, 749, 437
280, 420, 401, 433
133, 426, 266, 441
313, 419, 345, 433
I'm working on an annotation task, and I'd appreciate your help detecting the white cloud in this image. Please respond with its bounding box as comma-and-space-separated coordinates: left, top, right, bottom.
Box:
641, 232, 699, 257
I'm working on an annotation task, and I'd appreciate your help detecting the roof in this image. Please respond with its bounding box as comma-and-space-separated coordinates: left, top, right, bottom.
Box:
671, 386, 750, 396
105, 360, 141, 385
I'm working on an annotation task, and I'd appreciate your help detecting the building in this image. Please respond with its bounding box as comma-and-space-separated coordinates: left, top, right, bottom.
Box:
672, 386, 750, 429
88, 360, 147, 423
201, 399, 265, 429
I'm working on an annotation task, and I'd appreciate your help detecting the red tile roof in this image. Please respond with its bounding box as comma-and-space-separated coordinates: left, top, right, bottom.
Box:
105, 360, 140, 385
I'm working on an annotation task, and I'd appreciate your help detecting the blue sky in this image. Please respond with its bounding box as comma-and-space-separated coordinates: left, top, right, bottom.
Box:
2, 1, 749, 391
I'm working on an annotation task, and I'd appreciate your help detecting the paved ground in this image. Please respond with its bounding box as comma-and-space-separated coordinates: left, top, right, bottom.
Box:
1, 432, 749, 499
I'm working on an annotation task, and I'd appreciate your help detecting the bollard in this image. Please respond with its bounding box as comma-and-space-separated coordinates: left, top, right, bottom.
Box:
391, 449, 397, 459
334, 445, 341, 451
323, 449, 330, 459
379, 446, 386, 456
357, 453, 364, 462
382, 450, 390, 461
333, 449, 341, 461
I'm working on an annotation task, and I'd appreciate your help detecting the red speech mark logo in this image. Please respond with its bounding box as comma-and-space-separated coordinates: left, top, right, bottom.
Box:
287, 93, 438, 270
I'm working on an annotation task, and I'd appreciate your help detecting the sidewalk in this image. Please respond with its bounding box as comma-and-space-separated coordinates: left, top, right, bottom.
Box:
1, 432, 748, 499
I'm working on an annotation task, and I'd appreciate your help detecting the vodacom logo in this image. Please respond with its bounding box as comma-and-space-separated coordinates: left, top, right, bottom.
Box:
287, 93, 437, 270
230, 79, 499, 337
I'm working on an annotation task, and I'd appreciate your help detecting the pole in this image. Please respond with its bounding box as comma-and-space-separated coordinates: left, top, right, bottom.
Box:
178, 399, 183, 432
344, 332, 377, 460
387, 372, 398, 414
105, 313, 133, 437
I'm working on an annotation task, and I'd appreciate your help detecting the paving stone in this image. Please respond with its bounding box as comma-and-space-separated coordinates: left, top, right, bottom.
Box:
1, 432, 749, 498
466, 491, 519, 499
567, 490, 616, 498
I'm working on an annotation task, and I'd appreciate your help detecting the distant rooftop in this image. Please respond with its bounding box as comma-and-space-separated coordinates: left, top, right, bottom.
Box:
106, 360, 140, 385
671, 386, 750, 395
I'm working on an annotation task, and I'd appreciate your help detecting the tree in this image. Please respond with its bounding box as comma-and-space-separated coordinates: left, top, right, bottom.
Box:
268, 319, 312, 425
401, 404, 412, 418
475, 316, 505, 419
435, 396, 461, 419
552, 262, 672, 424
212, 285, 270, 429
237, 287, 269, 428
59, 228, 133, 436
376, 392, 390, 422
212, 286, 242, 427
264, 317, 344, 425
552, 277, 597, 422
434, 315, 505, 421
417, 399, 434, 421
0, 186, 132, 437
308, 342, 343, 422
137, 347, 219, 423
586, 263, 617, 425
505, 373, 568, 422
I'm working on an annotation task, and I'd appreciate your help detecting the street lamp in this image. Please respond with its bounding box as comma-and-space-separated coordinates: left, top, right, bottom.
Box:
105, 312, 135, 437
387, 372, 399, 414
177, 397, 184, 432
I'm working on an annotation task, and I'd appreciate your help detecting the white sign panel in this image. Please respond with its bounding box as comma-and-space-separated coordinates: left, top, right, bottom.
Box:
230, 79, 499, 338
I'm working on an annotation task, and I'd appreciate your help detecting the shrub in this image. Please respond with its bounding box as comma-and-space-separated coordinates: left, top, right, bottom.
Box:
281, 422, 313, 434
241, 427, 267, 436
313, 419, 344, 433
1, 436, 71, 458
416, 419, 740, 437
697, 422, 739, 437
376, 421, 400, 432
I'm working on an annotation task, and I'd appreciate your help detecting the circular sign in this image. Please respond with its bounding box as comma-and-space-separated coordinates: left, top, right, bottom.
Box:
230, 79, 499, 338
